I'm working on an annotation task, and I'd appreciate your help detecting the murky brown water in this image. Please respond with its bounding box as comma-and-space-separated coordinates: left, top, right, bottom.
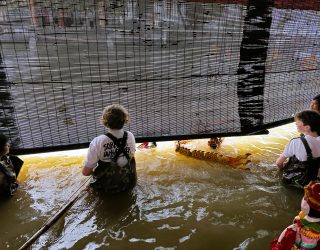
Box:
0, 123, 304, 250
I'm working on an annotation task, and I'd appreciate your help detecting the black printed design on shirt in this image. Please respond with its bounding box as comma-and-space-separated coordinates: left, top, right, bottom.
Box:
103, 142, 130, 159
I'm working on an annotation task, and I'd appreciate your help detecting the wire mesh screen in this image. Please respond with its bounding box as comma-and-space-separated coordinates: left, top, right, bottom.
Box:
0, 0, 320, 152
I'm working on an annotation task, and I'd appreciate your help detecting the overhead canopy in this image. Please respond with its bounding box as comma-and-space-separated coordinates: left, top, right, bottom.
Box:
0, 0, 319, 153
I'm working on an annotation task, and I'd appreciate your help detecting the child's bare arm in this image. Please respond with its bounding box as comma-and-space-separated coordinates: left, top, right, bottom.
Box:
276, 155, 287, 169
82, 166, 93, 176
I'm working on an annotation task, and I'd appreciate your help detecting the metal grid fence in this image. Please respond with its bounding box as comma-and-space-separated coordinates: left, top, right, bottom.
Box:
0, 0, 319, 153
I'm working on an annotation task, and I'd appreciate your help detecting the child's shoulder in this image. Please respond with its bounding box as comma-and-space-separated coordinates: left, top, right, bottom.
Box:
125, 131, 135, 138
304, 135, 320, 144
289, 136, 302, 142
90, 134, 110, 144
96, 134, 109, 140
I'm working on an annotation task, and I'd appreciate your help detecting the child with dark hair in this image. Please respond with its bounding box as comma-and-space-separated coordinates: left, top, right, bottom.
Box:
276, 110, 320, 187
311, 94, 320, 113
271, 181, 320, 250
0, 133, 23, 197
208, 137, 224, 149
82, 104, 136, 193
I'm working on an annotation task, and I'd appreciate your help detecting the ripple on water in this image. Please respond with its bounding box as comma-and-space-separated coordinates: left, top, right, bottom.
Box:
1, 123, 305, 250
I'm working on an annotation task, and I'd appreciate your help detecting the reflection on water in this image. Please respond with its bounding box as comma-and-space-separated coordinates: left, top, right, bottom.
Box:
0, 123, 303, 250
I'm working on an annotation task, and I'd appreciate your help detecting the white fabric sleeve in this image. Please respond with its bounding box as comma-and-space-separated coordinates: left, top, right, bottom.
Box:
83, 138, 99, 169
127, 131, 136, 155
282, 139, 296, 158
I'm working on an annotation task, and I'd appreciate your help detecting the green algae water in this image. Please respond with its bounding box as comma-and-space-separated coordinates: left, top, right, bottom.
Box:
0, 123, 303, 250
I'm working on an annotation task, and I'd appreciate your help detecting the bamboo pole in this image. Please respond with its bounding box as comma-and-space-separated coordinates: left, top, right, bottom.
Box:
18, 178, 91, 250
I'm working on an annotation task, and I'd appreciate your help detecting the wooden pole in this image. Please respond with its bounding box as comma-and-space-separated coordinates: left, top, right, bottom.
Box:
18, 178, 91, 250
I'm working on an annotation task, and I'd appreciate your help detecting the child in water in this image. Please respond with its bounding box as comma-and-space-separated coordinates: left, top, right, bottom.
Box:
82, 104, 137, 193
310, 94, 320, 113
271, 181, 320, 250
138, 141, 157, 149
276, 110, 320, 187
208, 137, 223, 149
0, 133, 24, 197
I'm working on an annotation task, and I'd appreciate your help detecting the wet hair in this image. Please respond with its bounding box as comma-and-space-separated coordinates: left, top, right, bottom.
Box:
0, 134, 8, 155
295, 110, 320, 134
101, 104, 129, 129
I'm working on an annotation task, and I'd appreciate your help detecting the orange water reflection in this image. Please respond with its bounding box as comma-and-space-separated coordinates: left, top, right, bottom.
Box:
1, 123, 302, 250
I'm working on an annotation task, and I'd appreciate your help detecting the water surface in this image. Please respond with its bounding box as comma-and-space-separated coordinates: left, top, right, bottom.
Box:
0, 123, 303, 250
